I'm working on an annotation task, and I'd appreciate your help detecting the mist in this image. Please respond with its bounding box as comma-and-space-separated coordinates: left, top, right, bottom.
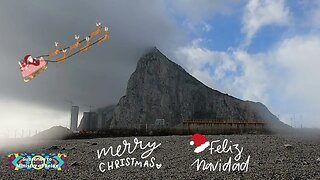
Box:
0, 0, 186, 136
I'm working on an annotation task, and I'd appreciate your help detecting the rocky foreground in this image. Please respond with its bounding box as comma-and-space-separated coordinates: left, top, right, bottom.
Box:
1, 134, 320, 179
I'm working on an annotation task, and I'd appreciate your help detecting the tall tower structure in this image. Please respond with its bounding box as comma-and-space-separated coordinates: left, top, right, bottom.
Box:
70, 106, 79, 131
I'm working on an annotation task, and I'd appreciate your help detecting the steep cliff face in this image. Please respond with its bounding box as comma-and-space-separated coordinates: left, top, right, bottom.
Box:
110, 47, 280, 128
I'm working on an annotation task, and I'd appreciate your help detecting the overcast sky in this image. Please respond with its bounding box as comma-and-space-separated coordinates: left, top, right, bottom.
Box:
1, 0, 320, 137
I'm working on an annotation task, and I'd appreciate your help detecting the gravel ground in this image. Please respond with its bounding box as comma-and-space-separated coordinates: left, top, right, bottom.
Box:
1, 134, 320, 179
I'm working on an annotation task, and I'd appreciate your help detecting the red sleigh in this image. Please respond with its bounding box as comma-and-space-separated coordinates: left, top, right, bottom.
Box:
19, 55, 48, 82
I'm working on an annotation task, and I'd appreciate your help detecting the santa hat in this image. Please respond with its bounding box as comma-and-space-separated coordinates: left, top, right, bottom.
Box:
190, 134, 210, 153
24, 55, 33, 63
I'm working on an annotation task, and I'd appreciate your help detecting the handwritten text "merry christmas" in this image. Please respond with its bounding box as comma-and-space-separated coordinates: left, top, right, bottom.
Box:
97, 138, 162, 172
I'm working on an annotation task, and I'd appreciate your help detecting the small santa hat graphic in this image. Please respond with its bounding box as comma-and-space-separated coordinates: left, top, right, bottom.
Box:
190, 134, 210, 153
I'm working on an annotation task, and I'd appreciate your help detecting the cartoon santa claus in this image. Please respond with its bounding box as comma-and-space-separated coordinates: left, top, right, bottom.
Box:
23, 55, 40, 66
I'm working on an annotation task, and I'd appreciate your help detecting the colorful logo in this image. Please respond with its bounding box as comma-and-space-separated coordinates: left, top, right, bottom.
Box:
189, 134, 210, 153
8, 153, 67, 170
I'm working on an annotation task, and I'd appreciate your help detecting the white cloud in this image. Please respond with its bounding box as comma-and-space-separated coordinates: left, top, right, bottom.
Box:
174, 39, 237, 89
275, 36, 320, 112
228, 51, 272, 102
273, 35, 320, 127
242, 0, 290, 47
183, 21, 213, 35
203, 23, 212, 32
174, 41, 271, 103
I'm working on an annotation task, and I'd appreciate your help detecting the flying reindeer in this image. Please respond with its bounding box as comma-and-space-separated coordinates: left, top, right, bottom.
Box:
90, 22, 101, 39
48, 42, 61, 60
56, 49, 68, 63
69, 35, 80, 53
80, 36, 91, 53
98, 26, 109, 45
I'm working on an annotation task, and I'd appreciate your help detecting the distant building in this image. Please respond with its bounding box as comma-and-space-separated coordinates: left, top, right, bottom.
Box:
70, 106, 79, 132
97, 113, 106, 129
78, 112, 98, 131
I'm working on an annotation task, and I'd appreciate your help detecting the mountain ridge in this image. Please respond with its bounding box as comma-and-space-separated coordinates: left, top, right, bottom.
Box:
108, 47, 282, 129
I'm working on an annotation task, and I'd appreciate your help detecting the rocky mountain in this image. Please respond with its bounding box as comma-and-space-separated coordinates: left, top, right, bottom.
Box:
109, 47, 282, 129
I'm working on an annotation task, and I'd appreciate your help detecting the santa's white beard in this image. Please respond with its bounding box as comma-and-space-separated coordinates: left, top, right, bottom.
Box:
27, 56, 33, 63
